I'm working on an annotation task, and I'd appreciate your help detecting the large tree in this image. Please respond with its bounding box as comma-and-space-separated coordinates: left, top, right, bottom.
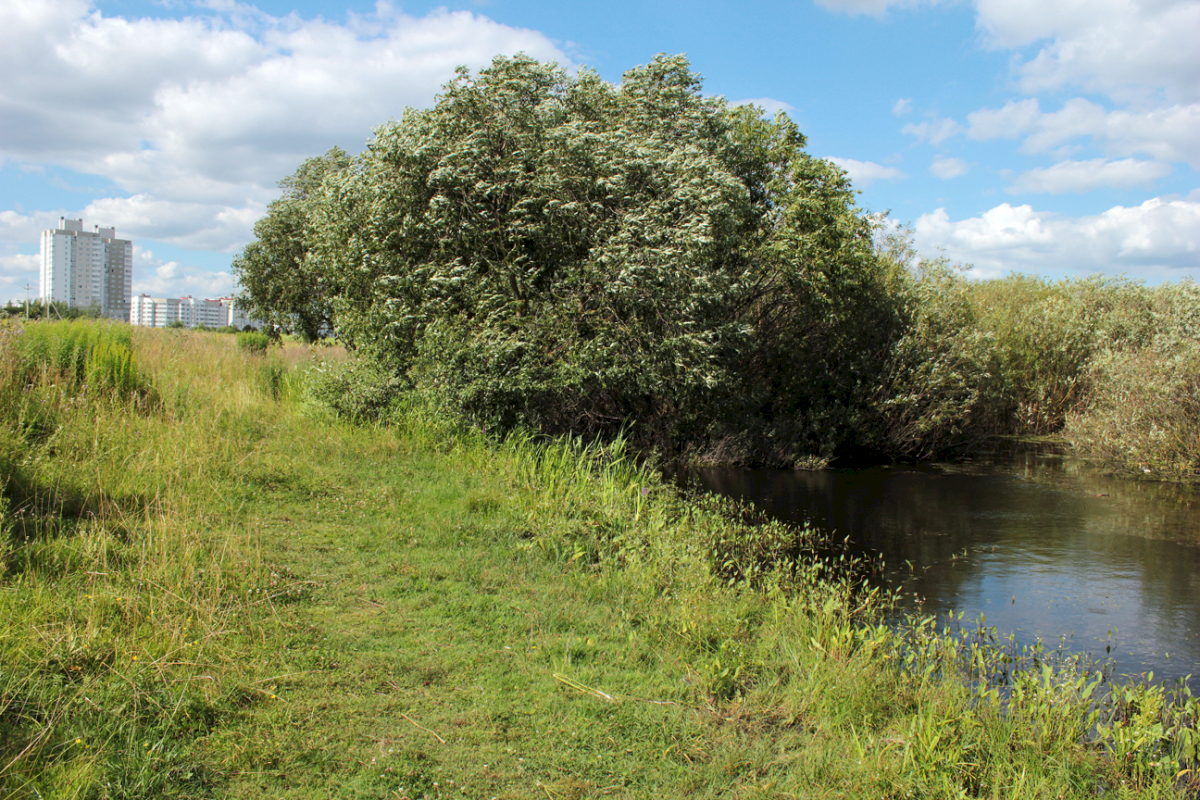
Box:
249, 55, 902, 463
232, 146, 352, 341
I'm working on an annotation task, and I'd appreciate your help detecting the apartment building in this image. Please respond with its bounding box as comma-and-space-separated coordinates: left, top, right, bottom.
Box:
129, 295, 259, 330
40, 218, 133, 321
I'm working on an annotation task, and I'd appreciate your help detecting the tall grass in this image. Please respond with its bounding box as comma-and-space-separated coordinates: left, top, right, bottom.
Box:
876, 268, 1200, 476
0, 320, 305, 798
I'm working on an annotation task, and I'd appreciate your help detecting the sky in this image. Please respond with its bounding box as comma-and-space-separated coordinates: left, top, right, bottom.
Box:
2, 0, 1198, 304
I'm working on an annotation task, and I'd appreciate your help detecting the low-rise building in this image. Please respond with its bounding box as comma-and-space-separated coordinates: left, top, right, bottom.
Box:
130, 295, 261, 330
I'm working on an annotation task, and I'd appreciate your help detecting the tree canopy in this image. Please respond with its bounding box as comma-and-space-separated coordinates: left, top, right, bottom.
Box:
232, 146, 351, 341
237, 54, 904, 463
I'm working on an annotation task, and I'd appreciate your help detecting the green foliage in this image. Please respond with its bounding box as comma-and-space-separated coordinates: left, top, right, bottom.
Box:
3, 322, 1196, 797
1064, 281, 1200, 477
303, 356, 408, 423
966, 275, 1154, 435
2, 320, 152, 412
234, 57, 1197, 472
235, 330, 271, 356
246, 54, 897, 465
232, 147, 351, 341
871, 256, 994, 458
868, 250, 1194, 467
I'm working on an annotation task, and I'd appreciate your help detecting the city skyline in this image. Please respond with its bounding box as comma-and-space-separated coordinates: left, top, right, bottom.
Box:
2, 0, 1197, 304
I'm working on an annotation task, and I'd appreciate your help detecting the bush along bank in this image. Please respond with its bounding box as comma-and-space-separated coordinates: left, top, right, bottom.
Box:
2, 319, 1198, 798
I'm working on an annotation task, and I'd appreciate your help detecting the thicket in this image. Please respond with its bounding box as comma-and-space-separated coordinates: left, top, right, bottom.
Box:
870, 240, 1200, 476
234, 53, 1199, 477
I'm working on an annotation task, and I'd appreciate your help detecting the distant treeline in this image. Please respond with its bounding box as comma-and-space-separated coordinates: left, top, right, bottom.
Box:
2, 300, 103, 321
234, 54, 1200, 477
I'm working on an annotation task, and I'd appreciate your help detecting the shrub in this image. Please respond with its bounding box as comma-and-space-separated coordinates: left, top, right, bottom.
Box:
1064, 280, 1200, 477
303, 357, 408, 423
978, 277, 1151, 434
236, 330, 271, 356
280, 54, 899, 464
7, 319, 148, 400
871, 261, 994, 458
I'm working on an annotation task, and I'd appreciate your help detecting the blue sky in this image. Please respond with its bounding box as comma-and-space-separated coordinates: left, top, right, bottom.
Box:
2, 0, 1198, 303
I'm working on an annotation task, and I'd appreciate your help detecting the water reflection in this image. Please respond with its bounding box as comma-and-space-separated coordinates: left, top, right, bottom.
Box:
687, 443, 1200, 688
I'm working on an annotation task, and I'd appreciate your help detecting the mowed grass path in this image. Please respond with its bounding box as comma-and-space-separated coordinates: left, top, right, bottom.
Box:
215, 423, 816, 799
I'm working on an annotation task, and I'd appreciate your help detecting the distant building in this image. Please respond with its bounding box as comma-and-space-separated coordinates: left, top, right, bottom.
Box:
129, 294, 260, 330
40, 218, 133, 321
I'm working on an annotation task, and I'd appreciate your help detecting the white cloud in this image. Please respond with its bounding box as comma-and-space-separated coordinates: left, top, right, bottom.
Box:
733, 97, 796, 117
968, 98, 1200, 169
132, 246, 236, 297
1007, 158, 1172, 194
930, 155, 968, 179
0, 252, 40, 300
0, 209, 64, 245
82, 195, 266, 252
901, 116, 963, 145
812, 0, 902, 16
812, 0, 946, 17
0, 0, 572, 252
966, 98, 1041, 141
892, 98, 913, 116
974, 0, 1200, 104
913, 194, 1200, 280
825, 157, 909, 188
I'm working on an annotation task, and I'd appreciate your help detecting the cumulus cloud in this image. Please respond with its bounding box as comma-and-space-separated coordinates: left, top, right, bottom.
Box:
0, 209, 65, 245
974, 0, 1200, 103
132, 246, 236, 297
930, 156, 968, 179
892, 98, 913, 116
913, 195, 1200, 280
82, 195, 266, 252
811, 0, 902, 16
901, 116, 963, 145
0, 0, 572, 262
968, 98, 1200, 168
1007, 158, 1172, 194
812, 0, 947, 17
0, 2, 569, 191
733, 97, 796, 117
825, 157, 909, 188
0, 252, 40, 300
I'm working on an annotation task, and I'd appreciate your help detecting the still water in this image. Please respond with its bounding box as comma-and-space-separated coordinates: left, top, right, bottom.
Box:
687, 443, 1200, 688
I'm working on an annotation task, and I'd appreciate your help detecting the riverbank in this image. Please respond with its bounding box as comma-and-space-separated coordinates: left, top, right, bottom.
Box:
2, 321, 1197, 798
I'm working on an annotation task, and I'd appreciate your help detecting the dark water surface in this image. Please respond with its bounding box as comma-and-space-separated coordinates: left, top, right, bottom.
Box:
686, 443, 1200, 688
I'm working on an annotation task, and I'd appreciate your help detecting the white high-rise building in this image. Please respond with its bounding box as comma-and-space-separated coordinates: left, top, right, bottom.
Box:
40, 218, 133, 321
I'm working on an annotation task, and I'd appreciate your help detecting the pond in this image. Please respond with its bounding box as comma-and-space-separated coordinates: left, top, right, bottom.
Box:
685, 442, 1200, 689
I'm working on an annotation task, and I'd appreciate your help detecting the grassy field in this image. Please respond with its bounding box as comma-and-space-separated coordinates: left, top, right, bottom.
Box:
1, 320, 1197, 799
